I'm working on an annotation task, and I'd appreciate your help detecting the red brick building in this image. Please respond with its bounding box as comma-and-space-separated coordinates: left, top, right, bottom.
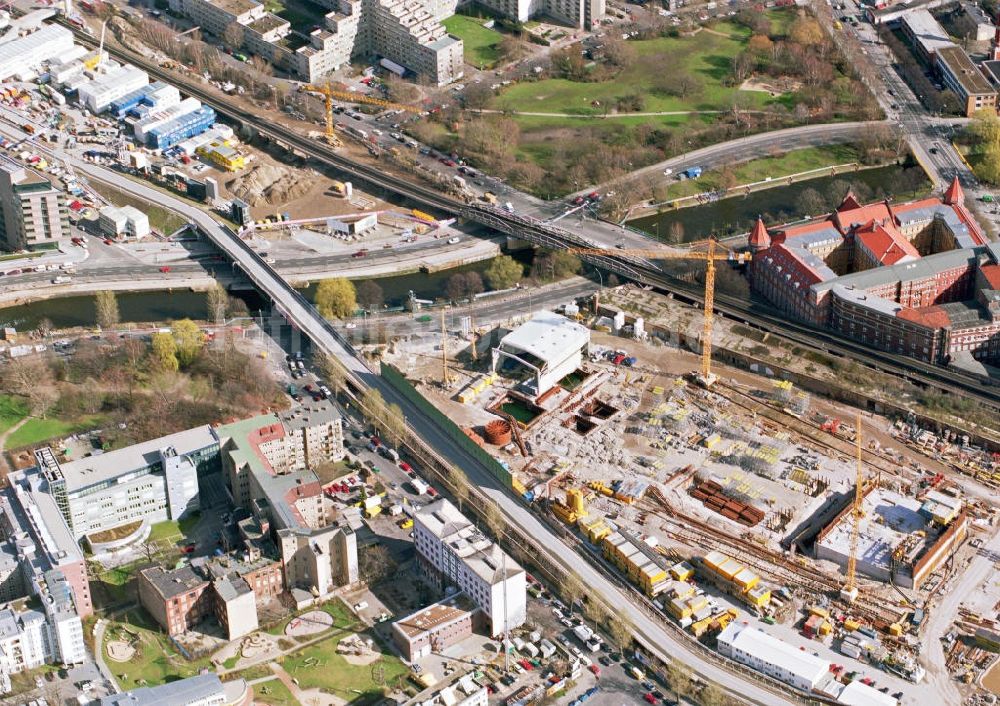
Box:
750, 179, 1000, 364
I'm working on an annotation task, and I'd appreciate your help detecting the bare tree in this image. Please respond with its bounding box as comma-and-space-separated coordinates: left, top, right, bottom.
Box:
222, 24, 245, 53
95, 290, 120, 329
358, 542, 397, 586
316, 351, 348, 395
483, 501, 506, 541
604, 608, 634, 653
206, 283, 228, 324
560, 573, 584, 615
447, 466, 470, 511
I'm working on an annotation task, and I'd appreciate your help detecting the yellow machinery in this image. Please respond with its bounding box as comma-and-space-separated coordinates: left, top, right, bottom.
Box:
301, 82, 423, 147
567, 239, 751, 386
840, 411, 865, 603
552, 487, 589, 525
302, 82, 343, 147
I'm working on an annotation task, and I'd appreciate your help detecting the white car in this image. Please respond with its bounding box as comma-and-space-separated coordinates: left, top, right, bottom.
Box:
663, 168, 673, 176
447, 237, 460, 244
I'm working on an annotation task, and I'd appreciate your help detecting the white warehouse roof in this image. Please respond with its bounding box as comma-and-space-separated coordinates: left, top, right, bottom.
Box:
0, 24, 74, 80
836, 681, 898, 706
499, 311, 589, 365
718, 623, 829, 688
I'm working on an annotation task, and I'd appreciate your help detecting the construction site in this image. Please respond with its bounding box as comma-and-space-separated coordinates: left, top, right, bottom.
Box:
380, 241, 1000, 705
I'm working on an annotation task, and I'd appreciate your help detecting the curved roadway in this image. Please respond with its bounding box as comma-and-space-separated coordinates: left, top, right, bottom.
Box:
62, 142, 802, 706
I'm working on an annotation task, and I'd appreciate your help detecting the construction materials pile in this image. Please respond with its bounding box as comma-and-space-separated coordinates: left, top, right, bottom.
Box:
226, 163, 312, 206
691, 480, 765, 526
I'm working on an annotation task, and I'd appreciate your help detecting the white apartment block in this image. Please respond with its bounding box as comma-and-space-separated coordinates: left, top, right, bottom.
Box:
464, 0, 604, 28
0, 160, 70, 252
172, 0, 464, 85
43, 426, 219, 540
0, 608, 50, 675
98, 205, 151, 240
413, 499, 526, 636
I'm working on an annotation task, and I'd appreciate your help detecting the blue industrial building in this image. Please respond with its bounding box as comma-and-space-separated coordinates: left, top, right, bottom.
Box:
109, 82, 181, 120
146, 106, 216, 150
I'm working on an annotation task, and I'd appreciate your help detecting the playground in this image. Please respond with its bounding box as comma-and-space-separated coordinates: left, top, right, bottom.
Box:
285, 609, 335, 638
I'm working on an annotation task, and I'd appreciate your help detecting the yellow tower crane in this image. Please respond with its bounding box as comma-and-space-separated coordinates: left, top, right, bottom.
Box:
302, 82, 343, 147
301, 83, 424, 147
566, 239, 751, 386
840, 410, 865, 603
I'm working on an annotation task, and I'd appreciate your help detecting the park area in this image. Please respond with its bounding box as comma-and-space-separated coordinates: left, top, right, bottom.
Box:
656, 144, 863, 201
102, 609, 212, 690
415, 8, 876, 197
443, 13, 504, 68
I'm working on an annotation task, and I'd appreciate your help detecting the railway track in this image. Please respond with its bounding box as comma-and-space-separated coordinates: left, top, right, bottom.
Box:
711, 380, 909, 481
636, 496, 898, 624
58, 19, 1000, 417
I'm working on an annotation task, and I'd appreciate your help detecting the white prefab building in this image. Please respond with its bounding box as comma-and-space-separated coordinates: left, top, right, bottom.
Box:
717, 623, 829, 692
492, 311, 589, 397
98, 205, 150, 239
0, 25, 75, 80
77, 65, 149, 114
413, 499, 526, 637
133, 97, 201, 143
836, 680, 899, 706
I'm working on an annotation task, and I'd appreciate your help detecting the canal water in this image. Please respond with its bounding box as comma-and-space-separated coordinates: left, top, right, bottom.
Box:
0, 253, 534, 330
628, 164, 931, 242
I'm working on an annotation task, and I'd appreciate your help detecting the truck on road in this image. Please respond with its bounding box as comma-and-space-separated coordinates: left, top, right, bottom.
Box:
677, 166, 703, 180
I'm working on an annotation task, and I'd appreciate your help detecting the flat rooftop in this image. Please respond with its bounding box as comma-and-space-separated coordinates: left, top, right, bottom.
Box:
394, 594, 476, 639
248, 12, 289, 34
817, 488, 929, 571
938, 45, 996, 96
215, 0, 261, 17
59, 425, 217, 492
415, 499, 523, 585
498, 311, 589, 366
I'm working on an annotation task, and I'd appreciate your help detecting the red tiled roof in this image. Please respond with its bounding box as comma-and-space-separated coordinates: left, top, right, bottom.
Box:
837, 191, 863, 212
856, 223, 919, 266
943, 176, 964, 206
763, 243, 824, 290
981, 264, 1000, 290
898, 306, 952, 328
833, 203, 894, 234
749, 217, 770, 250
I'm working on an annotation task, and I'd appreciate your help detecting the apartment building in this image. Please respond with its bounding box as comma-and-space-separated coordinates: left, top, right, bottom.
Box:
98, 205, 151, 240
173, 0, 464, 85
38, 426, 219, 541
0, 161, 70, 252
0, 458, 90, 673
217, 409, 357, 604
472, 0, 604, 28
412, 499, 526, 636
0, 608, 51, 675
137, 555, 272, 640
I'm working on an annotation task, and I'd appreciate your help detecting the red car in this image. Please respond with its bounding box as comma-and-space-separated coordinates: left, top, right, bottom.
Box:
181, 543, 196, 554
518, 659, 532, 671
611, 353, 626, 365
352, 249, 368, 258
643, 694, 656, 704
159, 266, 171, 273
573, 196, 585, 206
440, 158, 456, 167
589, 664, 600, 676
399, 461, 413, 473
304, 384, 313, 391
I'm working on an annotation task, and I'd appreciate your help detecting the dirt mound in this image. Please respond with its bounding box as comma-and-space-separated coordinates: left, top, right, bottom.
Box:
226, 164, 312, 207
109, 17, 154, 56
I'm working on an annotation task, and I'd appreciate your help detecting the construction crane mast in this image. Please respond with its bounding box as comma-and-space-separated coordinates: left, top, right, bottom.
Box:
302, 82, 343, 147
840, 410, 865, 603
301, 82, 422, 148
566, 239, 750, 386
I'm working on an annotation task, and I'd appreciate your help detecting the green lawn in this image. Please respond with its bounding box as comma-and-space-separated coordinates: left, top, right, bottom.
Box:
280, 602, 407, 701
87, 180, 186, 235
5, 414, 103, 450
148, 512, 201, 545
493, 22, 771, 117
657, 144, 862, 201
265, 599, 357, 636
254, 678, 299, 706
102, 609, 211, 689
0, 250, 44, 262
0, 394, 28, 435
443, 14, 503, 68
